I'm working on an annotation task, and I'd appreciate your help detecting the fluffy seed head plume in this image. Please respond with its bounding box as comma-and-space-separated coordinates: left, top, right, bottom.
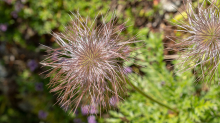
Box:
173, 0, 220, 84
40, 12, 136, 113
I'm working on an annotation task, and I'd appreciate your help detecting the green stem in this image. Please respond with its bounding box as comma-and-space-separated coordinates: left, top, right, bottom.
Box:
126, 80, 178, 113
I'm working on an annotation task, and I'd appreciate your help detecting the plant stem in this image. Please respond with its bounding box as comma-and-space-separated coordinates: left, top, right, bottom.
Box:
126, 80, 178, 113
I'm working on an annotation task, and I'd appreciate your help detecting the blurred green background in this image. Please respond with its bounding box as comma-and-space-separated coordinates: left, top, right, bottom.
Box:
1, 0, 220, 123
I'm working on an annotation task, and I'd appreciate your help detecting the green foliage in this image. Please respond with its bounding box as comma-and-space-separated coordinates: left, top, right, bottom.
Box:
0, 0, 110, 47
107, 31, 220, 123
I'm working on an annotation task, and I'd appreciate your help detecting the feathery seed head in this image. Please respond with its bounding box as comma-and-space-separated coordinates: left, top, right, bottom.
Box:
173, 0, 220, 84
41, 13, 136, 113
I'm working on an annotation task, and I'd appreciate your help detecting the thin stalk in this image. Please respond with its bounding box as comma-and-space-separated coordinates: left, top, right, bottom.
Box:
126, 80, 179, 113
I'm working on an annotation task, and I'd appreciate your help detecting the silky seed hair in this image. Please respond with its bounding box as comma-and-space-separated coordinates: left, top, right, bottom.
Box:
40, 12, 137, 113
171, 0, 220, 84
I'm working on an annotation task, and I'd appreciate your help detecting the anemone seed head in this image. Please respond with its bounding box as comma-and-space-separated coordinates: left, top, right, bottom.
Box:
173, 0, 220, 84
40, 13, 135, 113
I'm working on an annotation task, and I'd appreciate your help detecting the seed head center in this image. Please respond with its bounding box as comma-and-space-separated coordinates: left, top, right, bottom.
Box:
80, 49, 102, 67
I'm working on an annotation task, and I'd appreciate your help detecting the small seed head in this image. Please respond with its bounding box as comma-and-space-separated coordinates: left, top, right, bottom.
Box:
173, 0, 220, 84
